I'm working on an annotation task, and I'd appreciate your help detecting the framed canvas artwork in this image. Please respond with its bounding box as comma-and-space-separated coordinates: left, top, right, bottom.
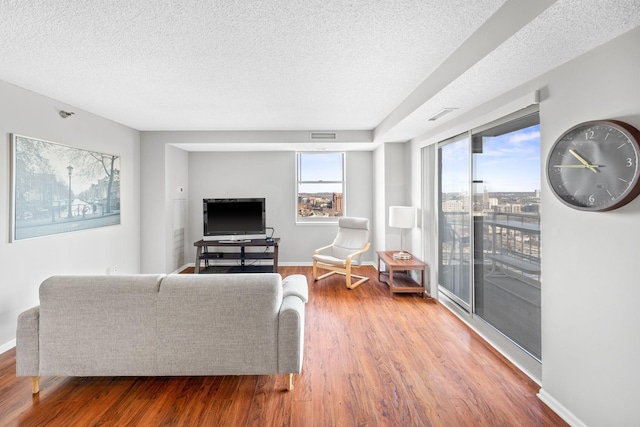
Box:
11, 134, 121, 241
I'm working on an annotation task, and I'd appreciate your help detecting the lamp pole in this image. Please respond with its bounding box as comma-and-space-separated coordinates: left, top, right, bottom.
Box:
67, 166, 73, 218
50, 174, 55, 222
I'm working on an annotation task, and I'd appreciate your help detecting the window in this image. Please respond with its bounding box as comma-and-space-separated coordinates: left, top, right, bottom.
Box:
296, 152, 345, 220
437, 110, 542, 361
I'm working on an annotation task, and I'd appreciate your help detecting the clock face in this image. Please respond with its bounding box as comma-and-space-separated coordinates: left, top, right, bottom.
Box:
547, 120, 640, 211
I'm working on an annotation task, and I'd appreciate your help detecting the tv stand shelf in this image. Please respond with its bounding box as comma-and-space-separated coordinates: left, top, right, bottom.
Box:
194, 238, 279, 274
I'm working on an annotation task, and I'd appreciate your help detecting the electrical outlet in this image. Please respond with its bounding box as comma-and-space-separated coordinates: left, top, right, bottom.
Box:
112, 264, 118, 273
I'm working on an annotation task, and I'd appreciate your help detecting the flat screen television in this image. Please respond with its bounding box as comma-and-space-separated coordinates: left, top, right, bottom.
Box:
203, 198, 266, 241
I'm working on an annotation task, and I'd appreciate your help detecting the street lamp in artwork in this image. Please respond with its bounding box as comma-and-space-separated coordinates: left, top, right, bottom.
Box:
67, 165, 73, 218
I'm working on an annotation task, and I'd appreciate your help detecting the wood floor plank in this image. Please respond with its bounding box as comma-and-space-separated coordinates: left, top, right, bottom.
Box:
291, 400, 312, 427
222, 375, 257, 426
0, 266, 567, 426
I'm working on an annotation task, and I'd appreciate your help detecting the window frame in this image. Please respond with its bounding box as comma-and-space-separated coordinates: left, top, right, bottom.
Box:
296, 151, 346, 223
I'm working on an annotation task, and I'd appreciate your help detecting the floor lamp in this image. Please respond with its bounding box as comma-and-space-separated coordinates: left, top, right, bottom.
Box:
389, 206, 417, 259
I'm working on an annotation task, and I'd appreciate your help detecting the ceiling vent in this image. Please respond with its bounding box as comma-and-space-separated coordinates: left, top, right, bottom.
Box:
427, 108, 458, 121
310, 132, 337, 141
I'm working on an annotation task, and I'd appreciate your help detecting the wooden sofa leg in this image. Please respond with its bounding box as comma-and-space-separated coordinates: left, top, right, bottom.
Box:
31, 377, 39, 394
287, 373, 294, 391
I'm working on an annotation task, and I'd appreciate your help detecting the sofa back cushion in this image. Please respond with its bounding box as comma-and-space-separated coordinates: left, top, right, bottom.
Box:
157, 273, 283, 375
38, 275, 164, 376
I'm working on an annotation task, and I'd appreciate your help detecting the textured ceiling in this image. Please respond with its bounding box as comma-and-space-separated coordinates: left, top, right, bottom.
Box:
0, 0, 639, 149
381, 0, 640, 142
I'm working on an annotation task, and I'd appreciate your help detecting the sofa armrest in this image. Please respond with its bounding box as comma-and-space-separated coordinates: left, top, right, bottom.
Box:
16, 306, 40, 377
282, 274, 308, 303
277, 295, 305, 374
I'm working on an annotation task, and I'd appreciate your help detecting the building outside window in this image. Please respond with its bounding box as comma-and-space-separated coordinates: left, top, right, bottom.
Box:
296, 152, 345, 221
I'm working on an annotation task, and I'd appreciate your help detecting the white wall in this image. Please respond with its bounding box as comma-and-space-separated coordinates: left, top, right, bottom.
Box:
373, 142, 416, 255
411, 28, 640, 427
0, 81, 141, 350
372, 145, 386, 254
537, 28, 640, 427
139, 140, 376, 269
187, 151, 293, 262
185, 150, 374, 265
140, 135, 166, 273
417, 143, 436, 294
165, 145, 189, 272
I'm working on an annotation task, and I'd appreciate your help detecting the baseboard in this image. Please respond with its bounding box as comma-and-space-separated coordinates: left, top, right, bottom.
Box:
278, 261, 377, 267
176, 262, 376, 271
537, 388, 586, 427
0, 339, 16, 355
171, 263, 193, 274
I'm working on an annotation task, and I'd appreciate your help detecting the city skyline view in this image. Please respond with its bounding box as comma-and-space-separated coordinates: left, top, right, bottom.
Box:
298, 191, 343, 217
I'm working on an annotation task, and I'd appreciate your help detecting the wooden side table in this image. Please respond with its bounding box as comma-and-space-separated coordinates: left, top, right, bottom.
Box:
377, 251, 430, 298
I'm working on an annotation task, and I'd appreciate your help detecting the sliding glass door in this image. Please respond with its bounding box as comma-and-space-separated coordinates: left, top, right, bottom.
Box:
437, 111, 541, 361
438, 134, 471, 309
472, 114, 541, 360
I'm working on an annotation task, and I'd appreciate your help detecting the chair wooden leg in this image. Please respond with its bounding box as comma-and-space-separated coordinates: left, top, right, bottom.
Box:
347, 275, 369, 289
316, 271, 337, 281
315, 263, 369, 289
31, 376, 39, 394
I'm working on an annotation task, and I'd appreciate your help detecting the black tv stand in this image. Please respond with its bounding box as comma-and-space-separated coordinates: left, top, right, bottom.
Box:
194, 238, 279, 274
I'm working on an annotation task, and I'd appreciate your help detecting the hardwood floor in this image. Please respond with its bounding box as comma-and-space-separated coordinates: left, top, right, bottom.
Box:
0, 266, 566, 426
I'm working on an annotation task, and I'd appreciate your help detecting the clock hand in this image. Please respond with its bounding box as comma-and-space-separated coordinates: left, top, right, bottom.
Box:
568, 149, 599, 173
553, 164, 604, 168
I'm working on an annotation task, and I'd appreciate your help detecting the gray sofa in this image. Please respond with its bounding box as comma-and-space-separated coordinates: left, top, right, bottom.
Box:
16, 273, 308, 393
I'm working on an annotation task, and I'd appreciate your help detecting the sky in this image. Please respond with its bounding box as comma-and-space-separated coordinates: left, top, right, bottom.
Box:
298, 152, 343, 193
441, 124, 541, 194
16, 135, 118, 193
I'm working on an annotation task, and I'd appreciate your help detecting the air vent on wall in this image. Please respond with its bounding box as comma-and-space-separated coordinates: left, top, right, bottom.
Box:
310, 132, 337, 140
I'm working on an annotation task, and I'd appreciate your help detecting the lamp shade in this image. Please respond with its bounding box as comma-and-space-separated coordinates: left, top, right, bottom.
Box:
389, 206, 417, 229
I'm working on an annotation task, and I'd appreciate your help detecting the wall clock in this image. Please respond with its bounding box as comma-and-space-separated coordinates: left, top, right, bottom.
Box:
547, 120, 640, 211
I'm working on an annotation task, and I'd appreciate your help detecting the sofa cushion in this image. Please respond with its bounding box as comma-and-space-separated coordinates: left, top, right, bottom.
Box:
38, 275, 164, 376
157, 273, 283, 375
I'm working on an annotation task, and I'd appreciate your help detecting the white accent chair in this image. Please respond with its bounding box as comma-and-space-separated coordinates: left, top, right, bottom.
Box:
312, 217, 371, 289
